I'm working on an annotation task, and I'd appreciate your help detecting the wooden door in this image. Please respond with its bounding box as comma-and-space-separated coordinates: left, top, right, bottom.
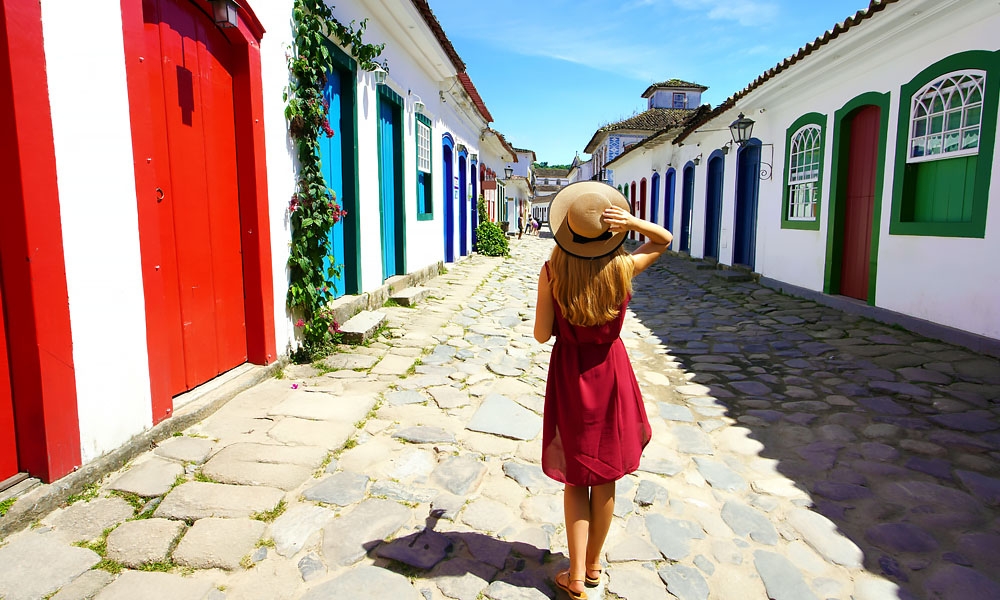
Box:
840, 106, 880, 300
681, 166, 694, 253
0, 275, 17, 481
319, 64, 354, 298
734, 143, 761, 269
442, 141, 455, 262
704, 156, 724, 259
377, 95, 404, 279
638, 179, 647, 242
144, 0, 247, 395
459, 154, 468, 256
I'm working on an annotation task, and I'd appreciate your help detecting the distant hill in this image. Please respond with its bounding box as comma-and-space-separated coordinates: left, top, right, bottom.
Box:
532, 161, 571, 170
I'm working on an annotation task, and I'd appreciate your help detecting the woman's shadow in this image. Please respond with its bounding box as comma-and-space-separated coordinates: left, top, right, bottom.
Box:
365, 509, 565, 599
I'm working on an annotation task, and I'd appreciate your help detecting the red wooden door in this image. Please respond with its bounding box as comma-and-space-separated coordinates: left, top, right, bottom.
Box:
840, 106, 880, 301
0, 277, 17, 480
144, 0, 247, 395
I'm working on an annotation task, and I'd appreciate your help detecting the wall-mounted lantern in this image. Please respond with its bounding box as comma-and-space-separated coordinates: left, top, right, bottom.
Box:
692, 154, 703, 166
729, 112, 755, 147
504, 166, 514, 179
211, 0, 240, 28
372, 62, 388, 85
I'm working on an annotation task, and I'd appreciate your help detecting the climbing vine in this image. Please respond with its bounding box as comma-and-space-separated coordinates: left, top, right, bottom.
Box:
284, 0, 385, 357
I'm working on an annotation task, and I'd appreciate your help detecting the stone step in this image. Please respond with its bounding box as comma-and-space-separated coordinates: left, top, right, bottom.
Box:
713, 270, 753, 282
390, 286, 430, 307
696, 262, 718, 271
339, 310, 387, 345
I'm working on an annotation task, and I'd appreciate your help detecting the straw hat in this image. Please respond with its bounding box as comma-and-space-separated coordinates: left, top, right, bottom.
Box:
548, 181, 632, 259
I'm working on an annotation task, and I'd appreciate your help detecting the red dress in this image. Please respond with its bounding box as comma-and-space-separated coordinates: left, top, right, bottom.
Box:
542, 263, 652, 487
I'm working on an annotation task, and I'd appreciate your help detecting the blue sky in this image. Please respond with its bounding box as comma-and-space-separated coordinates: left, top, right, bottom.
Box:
428, 0, 872, 165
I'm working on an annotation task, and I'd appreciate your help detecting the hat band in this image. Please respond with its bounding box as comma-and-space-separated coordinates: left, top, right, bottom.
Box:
568, 221, 613, 244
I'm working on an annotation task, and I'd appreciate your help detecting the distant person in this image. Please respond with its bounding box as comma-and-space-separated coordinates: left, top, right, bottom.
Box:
531, 217, 540, 235
533, 181, 672, 599
517, 215, 524, 240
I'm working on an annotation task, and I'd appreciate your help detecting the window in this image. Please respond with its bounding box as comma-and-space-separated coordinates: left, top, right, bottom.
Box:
891, 51, 998, 238
787, 125, 822, 220
415, 114, 433, 219
673, 93, 686, 109
909, 70, 984, 162
781, 113, 826, 230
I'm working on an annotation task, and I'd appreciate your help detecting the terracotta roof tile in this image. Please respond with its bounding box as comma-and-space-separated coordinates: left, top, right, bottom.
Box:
534, 168, 570, 177
409, 0, 465, 72
585, 108, 700, 153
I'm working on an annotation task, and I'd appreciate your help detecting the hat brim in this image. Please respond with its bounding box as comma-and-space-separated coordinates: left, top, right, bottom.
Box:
547, 181, 632, 259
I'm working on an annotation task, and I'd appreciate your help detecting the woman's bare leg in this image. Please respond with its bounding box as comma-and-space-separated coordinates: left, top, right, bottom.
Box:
585, 481, 615, 580
562, 484, 590, 595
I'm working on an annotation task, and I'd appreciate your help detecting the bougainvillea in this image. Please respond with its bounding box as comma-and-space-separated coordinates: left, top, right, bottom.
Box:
285, 0, 384, 358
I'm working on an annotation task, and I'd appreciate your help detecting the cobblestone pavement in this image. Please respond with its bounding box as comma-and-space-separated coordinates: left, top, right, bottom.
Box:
1, 234, 999, 600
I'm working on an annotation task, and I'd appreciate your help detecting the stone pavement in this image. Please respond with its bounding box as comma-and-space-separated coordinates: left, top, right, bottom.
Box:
1, 234, 999, 600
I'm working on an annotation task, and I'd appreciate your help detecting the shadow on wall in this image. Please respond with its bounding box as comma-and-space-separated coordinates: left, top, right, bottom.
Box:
626, 253, 1000, 600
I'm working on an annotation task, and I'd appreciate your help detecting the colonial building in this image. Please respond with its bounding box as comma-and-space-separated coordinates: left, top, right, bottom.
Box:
602, 0, 1000, 349
0, 0, 520, 489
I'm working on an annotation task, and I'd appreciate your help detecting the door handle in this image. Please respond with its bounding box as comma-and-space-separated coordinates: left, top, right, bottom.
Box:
155, 187, 165, 202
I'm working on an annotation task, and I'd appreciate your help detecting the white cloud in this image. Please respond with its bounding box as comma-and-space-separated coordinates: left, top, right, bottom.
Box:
674, 0, 780, 27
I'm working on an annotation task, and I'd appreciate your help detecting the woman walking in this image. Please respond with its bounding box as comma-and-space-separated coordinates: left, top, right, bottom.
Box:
533, 181, 672, 599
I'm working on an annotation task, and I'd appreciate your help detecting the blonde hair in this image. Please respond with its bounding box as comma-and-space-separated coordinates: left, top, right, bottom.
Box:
549, 245, 634, 327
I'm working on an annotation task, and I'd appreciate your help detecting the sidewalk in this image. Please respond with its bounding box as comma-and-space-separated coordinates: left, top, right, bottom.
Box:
0, 234, 998, 600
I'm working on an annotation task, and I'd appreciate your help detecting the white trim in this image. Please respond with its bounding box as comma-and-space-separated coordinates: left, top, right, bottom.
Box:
907, 68, 985, 163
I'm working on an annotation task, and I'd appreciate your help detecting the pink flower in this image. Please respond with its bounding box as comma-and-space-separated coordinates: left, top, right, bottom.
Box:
291, 383, 299, 389
295, 319, 305, 327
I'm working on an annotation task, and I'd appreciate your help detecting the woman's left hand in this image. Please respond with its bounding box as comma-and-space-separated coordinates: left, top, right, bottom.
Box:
602, 206, 633, 232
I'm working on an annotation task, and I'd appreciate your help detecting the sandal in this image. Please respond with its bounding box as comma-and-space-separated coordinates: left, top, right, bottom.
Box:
555, 570, 588, 600
585, 564, 603, 586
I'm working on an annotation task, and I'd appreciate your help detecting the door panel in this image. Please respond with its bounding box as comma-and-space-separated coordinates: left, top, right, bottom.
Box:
734, 144, 761, 269
145, 0, 247, 394
840, 106, 880, 300
681, 168, 694, 254
377, 96, 404, 279
0, 273, 17, 480
320, 67, 347, 298
443, 143, 454, 262
704, 157, 724, 259
459, 156, 467, 256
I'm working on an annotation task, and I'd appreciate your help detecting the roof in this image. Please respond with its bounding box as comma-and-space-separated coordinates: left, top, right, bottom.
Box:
673, 0, 901, 145
456, 72, 493, 123
534, 168, 569, 178
409, 0, 465, 72
641, 79, 708, 98
604, 105, 712, 168
584, 107, 698, 153
482, 127, 518, 162
513, 147, 538, 162
410, 1, 494, 124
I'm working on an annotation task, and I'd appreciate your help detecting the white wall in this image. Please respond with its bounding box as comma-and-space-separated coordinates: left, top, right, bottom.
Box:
611, 0, 1000, 339
42, 1, 152, 461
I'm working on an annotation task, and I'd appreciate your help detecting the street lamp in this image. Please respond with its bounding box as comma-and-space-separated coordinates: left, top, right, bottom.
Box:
372, 62, 388, 85
210, 0, 240, 28
504, 166, 513, 179
729, 112, 755, 147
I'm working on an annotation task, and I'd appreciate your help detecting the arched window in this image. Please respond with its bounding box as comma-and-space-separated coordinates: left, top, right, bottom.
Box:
787, 124, 822, 220
908, 70, 985, 162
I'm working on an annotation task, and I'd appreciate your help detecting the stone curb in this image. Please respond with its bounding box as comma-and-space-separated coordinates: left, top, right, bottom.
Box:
0, 364, 276, 539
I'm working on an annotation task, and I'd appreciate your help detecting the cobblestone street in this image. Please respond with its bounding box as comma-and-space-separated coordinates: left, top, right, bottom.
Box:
1, 234, 999, 600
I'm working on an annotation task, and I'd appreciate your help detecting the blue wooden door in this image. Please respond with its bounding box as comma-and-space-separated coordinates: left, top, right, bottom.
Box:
665, 170, 676, 249
470, 162, 478, 248
681, 166, 695, 253
704, 155, 724, 259
443, 138, 454, 262
651, 174, 660, 227
459, 153, 468, 256
319, 67, 347, 297
734, 142, 761, 269
377, 96, 403, 279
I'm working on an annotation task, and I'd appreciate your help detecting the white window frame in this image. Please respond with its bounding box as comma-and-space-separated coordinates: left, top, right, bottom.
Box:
416, 120, 432, 173
907, 69, 985, 164
786, 124, 822, 221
